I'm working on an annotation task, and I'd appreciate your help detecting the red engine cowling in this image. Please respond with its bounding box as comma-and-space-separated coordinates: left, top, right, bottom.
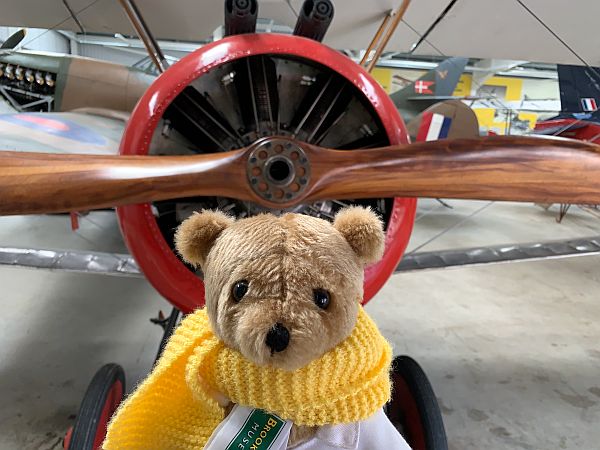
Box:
117, 33, 416, 313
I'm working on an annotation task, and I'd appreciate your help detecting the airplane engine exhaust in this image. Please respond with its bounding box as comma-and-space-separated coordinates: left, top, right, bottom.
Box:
293, 0, 334, 42
224, 0, 258, 36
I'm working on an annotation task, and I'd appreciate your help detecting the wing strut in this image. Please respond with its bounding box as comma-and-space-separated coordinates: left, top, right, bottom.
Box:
364, 0, 412, 73
118, 0, 169, 73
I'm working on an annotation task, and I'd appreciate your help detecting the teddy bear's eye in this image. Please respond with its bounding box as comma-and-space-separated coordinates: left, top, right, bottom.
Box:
232, 280, 249, 302
313, 289, 330, 309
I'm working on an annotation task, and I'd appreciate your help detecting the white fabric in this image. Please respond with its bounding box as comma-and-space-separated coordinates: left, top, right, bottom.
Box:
290, 409, 411, 450
204, 405, 292, 450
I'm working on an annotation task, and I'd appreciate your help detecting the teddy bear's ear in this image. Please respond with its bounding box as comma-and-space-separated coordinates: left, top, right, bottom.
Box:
174, 210, 235, 267
333, 206, 385, 265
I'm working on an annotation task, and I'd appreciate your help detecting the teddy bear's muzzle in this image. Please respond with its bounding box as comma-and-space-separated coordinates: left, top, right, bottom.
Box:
265, 322, 290, 354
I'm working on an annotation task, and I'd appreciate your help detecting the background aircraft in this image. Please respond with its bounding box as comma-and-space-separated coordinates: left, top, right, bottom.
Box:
533, 63, 600, 221
0, 30, 152, 114
0, 29, 153, 154
534, 64, 600, 144
389, 56, 481, 141
390, 56, 468, 123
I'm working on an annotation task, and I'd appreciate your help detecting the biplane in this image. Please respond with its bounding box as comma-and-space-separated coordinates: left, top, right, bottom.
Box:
1, 0, 600, 449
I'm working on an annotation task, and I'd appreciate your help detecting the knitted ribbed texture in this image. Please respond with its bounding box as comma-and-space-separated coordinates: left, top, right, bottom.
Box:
103, 307, 391, 450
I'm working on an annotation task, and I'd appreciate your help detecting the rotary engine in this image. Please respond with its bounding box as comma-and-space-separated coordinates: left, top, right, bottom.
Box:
118, 0, 416, 312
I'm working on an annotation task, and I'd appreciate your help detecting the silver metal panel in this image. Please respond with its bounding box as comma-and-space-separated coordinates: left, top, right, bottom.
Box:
2, 237, 600, 278
396, 237, 600, 273
0, 247, 141, 277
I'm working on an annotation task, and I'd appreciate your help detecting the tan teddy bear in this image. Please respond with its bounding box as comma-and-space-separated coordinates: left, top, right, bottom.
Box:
103, 207, 410, 450
175, 207, 384, 372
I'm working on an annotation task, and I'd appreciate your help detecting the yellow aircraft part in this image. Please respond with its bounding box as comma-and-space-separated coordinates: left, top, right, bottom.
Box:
473, 108, 538, 135
453, 74, 523, 101
453, 74, 472, 97
517, 111, 538, 128
371, 67, 392, 93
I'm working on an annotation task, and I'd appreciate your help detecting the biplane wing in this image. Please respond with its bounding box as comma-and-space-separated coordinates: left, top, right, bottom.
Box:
0, 110, 125, 154
0, 0, 598, 65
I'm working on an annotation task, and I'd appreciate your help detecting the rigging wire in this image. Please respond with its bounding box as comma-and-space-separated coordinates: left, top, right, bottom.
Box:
407, 201, 495, 255
514, 0, 600, 83
61, 0, 86, 35
408, 0, 458, 55
15, 0, 103, 50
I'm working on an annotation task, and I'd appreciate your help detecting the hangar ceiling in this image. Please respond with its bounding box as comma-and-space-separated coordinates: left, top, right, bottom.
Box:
0, 0, 598, 66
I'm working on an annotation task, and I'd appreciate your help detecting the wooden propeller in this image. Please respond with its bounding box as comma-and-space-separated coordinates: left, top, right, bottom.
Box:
1, 135, 600, 216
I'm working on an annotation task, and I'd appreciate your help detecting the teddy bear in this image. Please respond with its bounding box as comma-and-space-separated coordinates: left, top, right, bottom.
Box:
103, 207, 411, 450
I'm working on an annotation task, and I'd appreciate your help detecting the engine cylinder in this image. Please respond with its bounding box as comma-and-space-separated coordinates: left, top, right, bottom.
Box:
293, 0, 334, 42
224, 0, 258, 36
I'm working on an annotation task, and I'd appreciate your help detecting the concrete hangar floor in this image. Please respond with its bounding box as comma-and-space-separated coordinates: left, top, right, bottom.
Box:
0, 199, 599, 449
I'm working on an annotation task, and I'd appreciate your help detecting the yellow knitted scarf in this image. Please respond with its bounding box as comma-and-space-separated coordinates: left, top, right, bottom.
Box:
103, 307, 391, 450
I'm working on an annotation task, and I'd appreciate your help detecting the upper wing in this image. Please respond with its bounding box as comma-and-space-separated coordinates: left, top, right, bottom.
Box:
0, 110, 125, 154
0, 1, 595, 65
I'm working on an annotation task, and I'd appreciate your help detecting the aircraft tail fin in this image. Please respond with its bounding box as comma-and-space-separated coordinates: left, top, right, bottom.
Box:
557, 64, 600, 118
390, 56, 468, 104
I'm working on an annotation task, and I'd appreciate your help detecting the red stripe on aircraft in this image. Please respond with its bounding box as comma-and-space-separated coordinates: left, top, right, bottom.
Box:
416, 112, 434, 141
18, 114, 70, 131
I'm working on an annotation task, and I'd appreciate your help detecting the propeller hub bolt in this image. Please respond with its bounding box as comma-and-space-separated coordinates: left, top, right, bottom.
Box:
247, 137, 311, 204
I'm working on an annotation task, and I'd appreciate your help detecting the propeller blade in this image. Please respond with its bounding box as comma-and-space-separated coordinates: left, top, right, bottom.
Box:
1, 135, 599, 216
0, 149, 249, 215
303, 135, 600, 205
1, 29, 26, 50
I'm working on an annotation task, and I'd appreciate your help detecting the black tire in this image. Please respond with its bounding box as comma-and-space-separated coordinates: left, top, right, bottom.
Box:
67, 363, 125, 450
386, 355, 448, 450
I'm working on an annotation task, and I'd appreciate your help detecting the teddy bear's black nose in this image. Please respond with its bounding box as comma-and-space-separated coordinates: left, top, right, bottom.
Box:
265, 323, 290, 353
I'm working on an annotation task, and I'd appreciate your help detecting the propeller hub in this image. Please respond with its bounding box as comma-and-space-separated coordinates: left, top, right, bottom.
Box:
246, 137, 311, 203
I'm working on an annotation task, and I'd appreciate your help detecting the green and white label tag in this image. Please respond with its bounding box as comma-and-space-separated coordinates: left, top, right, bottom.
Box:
204, 405, 292, 450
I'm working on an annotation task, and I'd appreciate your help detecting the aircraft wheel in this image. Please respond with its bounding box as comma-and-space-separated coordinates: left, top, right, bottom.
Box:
154, 307, 181, 362
64, 364, 125, 450
385, 355, 448, 450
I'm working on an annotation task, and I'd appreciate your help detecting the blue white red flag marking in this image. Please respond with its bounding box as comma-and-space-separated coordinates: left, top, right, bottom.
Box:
416, 112, 452, 141
581, 98, 597, 112
0, 113, 107, 145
